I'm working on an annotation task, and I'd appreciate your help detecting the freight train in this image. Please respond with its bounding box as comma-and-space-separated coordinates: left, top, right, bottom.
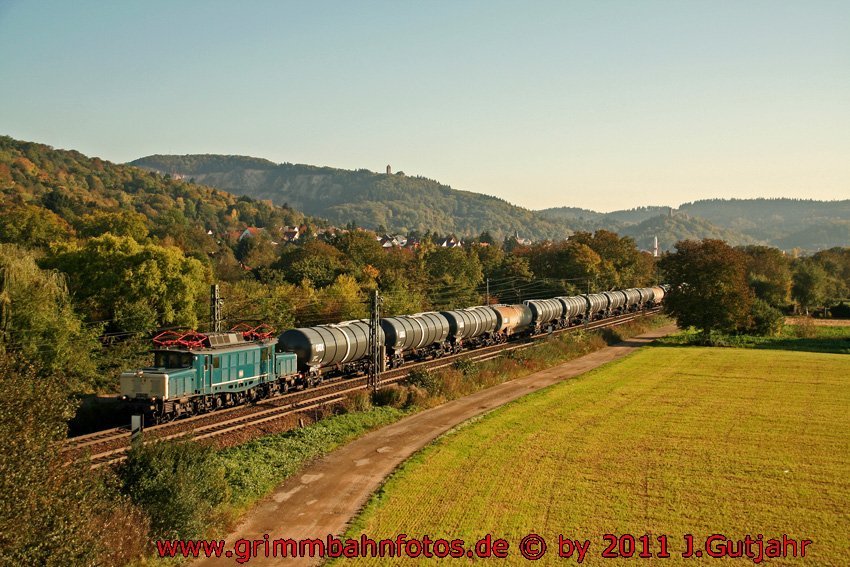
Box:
119, 286, 666, 422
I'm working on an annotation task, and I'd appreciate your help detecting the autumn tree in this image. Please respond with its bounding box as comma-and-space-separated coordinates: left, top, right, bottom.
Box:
524, 240, 601, 295
570, 230, 654, 288
659, 239, 753, 339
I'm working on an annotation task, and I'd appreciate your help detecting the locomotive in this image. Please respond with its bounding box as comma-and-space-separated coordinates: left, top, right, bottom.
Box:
120, 286, 665, 421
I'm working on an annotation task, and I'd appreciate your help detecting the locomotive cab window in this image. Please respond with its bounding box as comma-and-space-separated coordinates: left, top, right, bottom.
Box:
154, 351, 193, 368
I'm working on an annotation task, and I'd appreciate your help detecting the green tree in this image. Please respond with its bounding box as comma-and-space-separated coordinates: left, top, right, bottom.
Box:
76, 209, 149, 241
792, 259, 829, 315
738, 245, 792, 307
0, 244, 100, 391
0, 204, 73, 248
423, 247, 483, 309
44, 234, 210, 333
273, 241, 346, 287
236, 231, 278, 270
316, 274, 368, 322
659, 239, 753, 339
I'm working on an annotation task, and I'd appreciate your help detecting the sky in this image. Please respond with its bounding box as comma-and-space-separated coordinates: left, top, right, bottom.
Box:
1, 1, 848, 212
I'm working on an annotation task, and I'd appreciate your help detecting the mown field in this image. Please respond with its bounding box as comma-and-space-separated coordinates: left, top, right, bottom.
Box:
343, 339, 850, 565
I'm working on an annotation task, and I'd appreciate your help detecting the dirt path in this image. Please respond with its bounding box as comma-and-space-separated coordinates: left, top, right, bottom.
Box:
193, 324, 677, 566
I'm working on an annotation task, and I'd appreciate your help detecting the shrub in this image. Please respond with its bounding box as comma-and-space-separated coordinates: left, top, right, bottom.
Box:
404, 385, 429, 408
793, 317, 818, 339
118, 438, 229, 540
372, 385, 409, 408
406, 368, 441, 396
452, 358, 475, 375
743, 298, 785, 336
343, 390, 373, 413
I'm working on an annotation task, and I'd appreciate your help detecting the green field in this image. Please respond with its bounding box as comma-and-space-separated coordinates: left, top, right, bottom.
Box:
343, 344, 850, 565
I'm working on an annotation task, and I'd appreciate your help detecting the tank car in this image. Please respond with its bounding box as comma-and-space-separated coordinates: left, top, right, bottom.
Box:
649, 286, 666, 306
490, 304, 533, 336
602, 291, 626, 315
556, 296, 587, 325
278, 320, 381, 380
584, 293, 609, 320
620, 288, 642, 311
524, 298, 565, 333
440, 306, 499, 349
380, 312, 451, 366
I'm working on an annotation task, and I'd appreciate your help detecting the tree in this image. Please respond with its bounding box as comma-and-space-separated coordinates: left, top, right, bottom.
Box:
76, 209, 149, 242
0, 203, 73, 248
738, 245, 792, 307
524, 240, 601, 294
569, 230, 655, 289
272, 241, 347, 287
423, 247, 483, 310
43, 234, 210, 333
0, 354, 148, 565
0, 244, 100, 391
792, 259, 829, 315
659, 239, 753, 339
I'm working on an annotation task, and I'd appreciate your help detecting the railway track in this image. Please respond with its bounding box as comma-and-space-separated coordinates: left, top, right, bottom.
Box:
63, 309, 659, 468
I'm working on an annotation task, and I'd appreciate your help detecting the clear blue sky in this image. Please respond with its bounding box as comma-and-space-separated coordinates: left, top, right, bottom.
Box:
1, 1, 848, 212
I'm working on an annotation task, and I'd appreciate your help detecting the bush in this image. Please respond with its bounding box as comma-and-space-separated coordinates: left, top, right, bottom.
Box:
372, 385, 409, 408
405, 368, 441, 396
793, 317, 818, 339
452, 358, 475, 375
0, 354, 148, 566
118, 438, 229, 540
743, 298, 785, 336
343, 390, 373, 413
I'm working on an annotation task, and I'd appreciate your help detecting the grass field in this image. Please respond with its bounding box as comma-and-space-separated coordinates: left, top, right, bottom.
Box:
342, 344, 850, 565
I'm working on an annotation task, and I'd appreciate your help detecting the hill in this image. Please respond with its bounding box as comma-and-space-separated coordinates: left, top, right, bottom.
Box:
679, 198, 850, 249
541, 198, 850, 251
620, 213, 758, 251
130, 154, 570, 241
0, 136, 305, 257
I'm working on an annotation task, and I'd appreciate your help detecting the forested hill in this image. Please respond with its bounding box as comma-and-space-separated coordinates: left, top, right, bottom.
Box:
540, 199, 850, 251
0, 136, 305, 257
678, 199, 850, 247
130, 154, 570, 241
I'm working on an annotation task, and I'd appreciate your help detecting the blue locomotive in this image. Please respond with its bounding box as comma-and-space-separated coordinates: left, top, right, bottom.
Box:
119, 325, 298, 422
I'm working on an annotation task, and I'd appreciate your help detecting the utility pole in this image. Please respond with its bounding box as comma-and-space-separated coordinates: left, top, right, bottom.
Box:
210, 284, 223, 332
485, 277, 490, 305
368, 289, 383, 394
